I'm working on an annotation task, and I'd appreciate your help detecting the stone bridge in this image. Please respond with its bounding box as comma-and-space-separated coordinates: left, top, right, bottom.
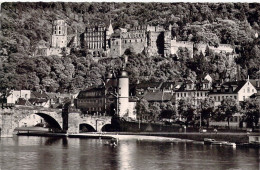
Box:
0, 106, 111, 137
67, 113, 112, 134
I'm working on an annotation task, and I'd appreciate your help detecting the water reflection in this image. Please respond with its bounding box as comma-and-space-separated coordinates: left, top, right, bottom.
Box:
0, 136, 259, 170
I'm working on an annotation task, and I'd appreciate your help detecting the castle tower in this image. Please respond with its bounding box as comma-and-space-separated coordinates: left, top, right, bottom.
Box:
105, 21, 114, 50
163, 30, 171, 57
51, 20, 67, 48
117, 69, 129, 117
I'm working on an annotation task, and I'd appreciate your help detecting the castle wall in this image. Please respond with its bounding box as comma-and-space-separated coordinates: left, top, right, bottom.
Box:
110, 38, 122, 57
51, 35, 67, 48
170, 40, 194, 58
164, 31, 171, 57
120, 32, 147, 55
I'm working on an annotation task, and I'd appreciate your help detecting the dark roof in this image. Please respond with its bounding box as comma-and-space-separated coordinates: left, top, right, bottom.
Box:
16, 98, 32, 106
77, 86, 105, 99
160, 82, 175, 89
29, 98, 49, 104
143, 91, 173, 102
209, 81, 247, 94
31, 91, 49, 99
111, 32, 120, 38
160, 81, 183, 90
176, 82, 209, 92
136, 82, 162, 90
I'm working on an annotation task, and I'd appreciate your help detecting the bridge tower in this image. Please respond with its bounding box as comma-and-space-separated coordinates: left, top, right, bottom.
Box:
51, 20, 67, 48
117, 69, 129, 117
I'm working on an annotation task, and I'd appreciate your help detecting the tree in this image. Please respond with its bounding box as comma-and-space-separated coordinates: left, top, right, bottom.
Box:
149, 102, 161, 121
160, 101, 176, 119
240, 98, 260, 129
136, 99, 150, 120
215, 97, 240, 128
177, 98, 196, 125
199, 98, 215, 127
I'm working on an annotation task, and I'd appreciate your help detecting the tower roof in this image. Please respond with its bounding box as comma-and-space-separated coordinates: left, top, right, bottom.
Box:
118, 69, 128, 78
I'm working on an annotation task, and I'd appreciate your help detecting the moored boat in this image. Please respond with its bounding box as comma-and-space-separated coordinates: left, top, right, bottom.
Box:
204, 138, 216, 145
224, 142, 236, 147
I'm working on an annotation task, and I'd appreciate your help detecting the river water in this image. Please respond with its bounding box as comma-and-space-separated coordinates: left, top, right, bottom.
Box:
0, 136, 259, 170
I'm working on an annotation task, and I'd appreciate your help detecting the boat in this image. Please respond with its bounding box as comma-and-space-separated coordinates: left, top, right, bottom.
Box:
204, 138, 216, 145
224, 142, 236, 147
212, 141, 224, 145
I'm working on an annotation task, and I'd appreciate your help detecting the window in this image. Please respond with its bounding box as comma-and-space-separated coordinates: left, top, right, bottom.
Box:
218, 96, 220, 101
177, 93, 179, 98
247, 87, 250, 93
181, 93, 183, 97
214, 96, 216, 100
252, 89, 254, 93
234, 96, 237, 99
243, 96, 245, 100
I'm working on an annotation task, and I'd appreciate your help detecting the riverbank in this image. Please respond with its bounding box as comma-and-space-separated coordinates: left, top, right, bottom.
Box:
16, 131, 257, 144
76, 132, 253, 144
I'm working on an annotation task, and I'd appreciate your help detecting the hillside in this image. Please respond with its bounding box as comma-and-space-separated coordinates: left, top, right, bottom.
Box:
0, 2, 260, 94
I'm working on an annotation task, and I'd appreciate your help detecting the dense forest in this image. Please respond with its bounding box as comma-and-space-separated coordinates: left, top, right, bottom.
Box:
1, 2, 260, 94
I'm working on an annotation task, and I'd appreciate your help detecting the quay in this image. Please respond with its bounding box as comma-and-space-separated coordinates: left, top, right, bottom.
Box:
15, 131, 258, 144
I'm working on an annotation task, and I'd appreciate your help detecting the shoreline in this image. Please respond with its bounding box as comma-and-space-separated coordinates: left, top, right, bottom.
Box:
14, 131, 259, 144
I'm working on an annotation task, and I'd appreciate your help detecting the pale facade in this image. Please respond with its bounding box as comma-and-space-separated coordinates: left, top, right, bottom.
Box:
209, 79, 257, 107
7, 90, 31, 104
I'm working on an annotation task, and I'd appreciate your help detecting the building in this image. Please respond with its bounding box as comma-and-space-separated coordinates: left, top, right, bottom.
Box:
35, 19, 75, 57
35, 20, 238, 59
76, 69, 136, 119
76, 87, 106, 115
82, 22, 114, 57
7, 90, 31, 104
51, 20, 67, 48
175, 79, 211, 107
209, 79, 257, 107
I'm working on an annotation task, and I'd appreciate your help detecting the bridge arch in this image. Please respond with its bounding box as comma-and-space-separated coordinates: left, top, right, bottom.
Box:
17, 112, 63, 132
101, 124, 114, 132
79, 123, 96, 132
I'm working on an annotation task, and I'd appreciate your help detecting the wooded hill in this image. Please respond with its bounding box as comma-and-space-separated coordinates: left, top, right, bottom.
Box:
1, 2, 260, 93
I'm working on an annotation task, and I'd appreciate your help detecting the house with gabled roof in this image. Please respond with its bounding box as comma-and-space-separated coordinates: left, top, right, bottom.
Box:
209, 78, 257, 107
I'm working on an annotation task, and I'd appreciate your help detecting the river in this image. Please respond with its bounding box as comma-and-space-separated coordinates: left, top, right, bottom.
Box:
0, 136, 259, 170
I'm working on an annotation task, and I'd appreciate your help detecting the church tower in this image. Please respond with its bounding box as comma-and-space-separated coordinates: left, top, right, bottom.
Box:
51, 20, 67, 48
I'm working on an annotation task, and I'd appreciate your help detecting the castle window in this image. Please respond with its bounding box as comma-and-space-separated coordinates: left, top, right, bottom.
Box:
55, 31, 56, 34
59, 31, 61, 34
247, 87, 250, 93
135, 40, 137, 42
130, 40, 131, 43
